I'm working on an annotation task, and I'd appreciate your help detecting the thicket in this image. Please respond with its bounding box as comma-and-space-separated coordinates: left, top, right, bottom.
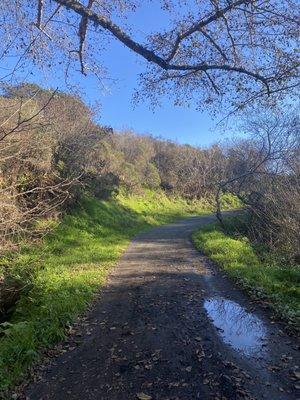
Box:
0, 83, 232, 249
217, 111, 300, 265
0, 83, 238, 319
1, 83, 299, 317
1, 83, 299, 255
0, 83, 299, 392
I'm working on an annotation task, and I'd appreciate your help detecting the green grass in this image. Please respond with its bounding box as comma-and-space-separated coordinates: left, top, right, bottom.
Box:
0, 190, 214, 392
192, 218, 300, 328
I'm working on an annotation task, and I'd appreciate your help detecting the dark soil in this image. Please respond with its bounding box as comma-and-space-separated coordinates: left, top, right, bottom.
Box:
23, 215, 300, 400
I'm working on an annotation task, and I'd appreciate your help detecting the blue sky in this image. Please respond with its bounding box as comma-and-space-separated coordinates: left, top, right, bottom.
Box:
1, 1, 233, 147
80, 41, 223, 148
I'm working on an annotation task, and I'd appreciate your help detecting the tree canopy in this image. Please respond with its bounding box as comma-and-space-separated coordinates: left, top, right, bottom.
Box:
0, 0, 299, 111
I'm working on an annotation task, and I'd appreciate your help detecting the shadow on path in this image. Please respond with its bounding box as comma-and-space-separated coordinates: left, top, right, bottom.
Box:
25, 214, 299, 400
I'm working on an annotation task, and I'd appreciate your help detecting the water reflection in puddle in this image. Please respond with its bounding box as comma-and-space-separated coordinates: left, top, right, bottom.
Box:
204, 297, 267, 356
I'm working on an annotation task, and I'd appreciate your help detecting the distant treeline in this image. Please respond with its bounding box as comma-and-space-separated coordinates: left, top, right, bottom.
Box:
0, 83, 299, 263
0, 84, 228, 246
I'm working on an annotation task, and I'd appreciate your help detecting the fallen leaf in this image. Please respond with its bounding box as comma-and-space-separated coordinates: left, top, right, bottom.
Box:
293, 371, 300, 380
136, 393, 152, 400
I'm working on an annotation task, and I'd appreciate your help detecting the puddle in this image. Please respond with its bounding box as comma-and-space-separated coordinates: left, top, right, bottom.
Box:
204, 297, 267, 356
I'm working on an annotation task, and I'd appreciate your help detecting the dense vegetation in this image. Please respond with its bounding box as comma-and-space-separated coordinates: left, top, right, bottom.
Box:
1, 83, 242, 321
0, 0, 299, 395
2, 85, 298, 269
193, 216, 300, 328
0, 83, 231, 253
0, 84, 241, 391
0, 83, 299, 392
216, 112, 300, 265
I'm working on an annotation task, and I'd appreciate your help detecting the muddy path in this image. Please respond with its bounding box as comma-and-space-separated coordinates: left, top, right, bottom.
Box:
24, 214, 299, 400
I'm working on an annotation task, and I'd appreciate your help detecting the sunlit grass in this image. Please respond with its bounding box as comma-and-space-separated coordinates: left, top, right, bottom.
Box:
192, 219, 300, 327
0, 190, 217, 391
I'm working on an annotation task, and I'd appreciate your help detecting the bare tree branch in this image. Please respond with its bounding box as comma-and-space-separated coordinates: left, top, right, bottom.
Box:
53, 0, 272, 92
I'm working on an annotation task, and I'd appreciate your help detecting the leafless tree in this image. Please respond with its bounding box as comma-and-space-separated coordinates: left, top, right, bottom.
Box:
0, 86, 84, 250
217, 108, 300, 260
0, 0, 299, 111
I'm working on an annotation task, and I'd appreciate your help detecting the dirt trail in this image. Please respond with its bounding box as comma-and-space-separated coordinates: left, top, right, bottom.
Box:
25, 214, 299, 400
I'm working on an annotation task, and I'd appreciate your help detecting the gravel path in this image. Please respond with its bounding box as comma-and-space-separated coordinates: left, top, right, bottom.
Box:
25, 214, 299, 400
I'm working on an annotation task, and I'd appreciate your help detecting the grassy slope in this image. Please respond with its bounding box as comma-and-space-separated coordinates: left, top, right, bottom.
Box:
192, 218, 300, 327
0, 190, 216, 391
